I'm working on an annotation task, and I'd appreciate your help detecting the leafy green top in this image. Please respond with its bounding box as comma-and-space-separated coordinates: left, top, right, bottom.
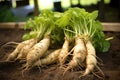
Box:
23, 8, 111, 52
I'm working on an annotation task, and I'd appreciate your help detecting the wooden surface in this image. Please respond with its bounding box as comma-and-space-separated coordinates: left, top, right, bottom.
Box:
0, 22, 24, 29
102, 23, 120, 32
0, 22, 120, 31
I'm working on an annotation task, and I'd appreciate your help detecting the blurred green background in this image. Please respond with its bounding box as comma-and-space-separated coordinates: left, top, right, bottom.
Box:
0, 0, 120, 22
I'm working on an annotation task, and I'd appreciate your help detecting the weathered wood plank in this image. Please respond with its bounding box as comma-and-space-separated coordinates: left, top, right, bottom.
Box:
102, 23, 120, 32
0, 22, 24, 29
0, 22, 120, 31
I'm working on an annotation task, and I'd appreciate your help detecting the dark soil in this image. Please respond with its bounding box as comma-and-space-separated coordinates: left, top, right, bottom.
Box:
0, 29, 120, 80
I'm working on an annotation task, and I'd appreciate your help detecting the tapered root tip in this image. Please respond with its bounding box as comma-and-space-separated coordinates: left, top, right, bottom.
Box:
62, 67, 70, 76
21, 65, 31, 77
5, 58, 15, 62
79, 70, 90, 79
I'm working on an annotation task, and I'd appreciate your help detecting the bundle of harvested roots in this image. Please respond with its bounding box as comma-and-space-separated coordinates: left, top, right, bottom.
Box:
5, 8, 111, 78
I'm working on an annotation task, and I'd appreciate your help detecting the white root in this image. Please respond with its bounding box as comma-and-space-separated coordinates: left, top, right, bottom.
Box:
25, 35, 50, 68
58, 37, 69, 66
6, 39, 35, 61
83, 40, 97, 76
15, 38, 37, 60
64, 37, 87, 75
33, 49, 61, 67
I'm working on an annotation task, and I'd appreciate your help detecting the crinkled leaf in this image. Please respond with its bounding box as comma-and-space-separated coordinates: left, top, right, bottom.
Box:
88, 11, 98, 20
22, 33, 30, 40
102, 40, 110, 52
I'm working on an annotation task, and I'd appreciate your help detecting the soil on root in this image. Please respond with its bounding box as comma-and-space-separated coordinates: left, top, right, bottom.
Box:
0, 32, 120, 80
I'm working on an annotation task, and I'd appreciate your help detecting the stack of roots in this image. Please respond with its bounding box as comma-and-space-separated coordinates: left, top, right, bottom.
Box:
5, 35, 104, 79
2, 8, 109, 79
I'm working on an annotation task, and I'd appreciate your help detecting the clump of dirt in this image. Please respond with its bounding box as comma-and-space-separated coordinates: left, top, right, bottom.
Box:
0, 31, 120, 80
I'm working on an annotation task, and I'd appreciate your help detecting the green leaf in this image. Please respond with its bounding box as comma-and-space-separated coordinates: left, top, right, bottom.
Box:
29, 31, 38, 38
22, 33, 30, 40
102, 40, 110, 52
89, 11, 98, 20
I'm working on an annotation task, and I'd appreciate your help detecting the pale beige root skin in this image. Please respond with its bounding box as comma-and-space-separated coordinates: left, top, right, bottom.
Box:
16, 39, 37, 60
25, 36, 50, 68
41, 49, 54, 58
64, 37, 87, 73
83, 40, 97, 76
58, 37, 69, 66
33, 49, 61, 67
6, 39, 35, 61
